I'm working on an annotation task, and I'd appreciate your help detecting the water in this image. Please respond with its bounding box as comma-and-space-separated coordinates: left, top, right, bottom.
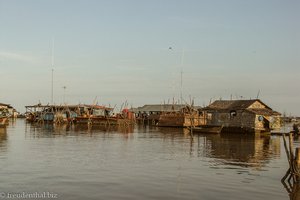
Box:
0, 119, 294, 200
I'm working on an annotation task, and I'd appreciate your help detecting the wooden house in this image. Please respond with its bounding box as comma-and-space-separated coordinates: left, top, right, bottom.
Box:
200, 99, 281, 133
131, 104, 187, 125
25, 103, 134, 126
74, 104, 114, 125
131, 104, 203, 127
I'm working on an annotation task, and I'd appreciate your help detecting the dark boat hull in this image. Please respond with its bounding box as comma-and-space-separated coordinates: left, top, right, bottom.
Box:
190, 125, 223, 134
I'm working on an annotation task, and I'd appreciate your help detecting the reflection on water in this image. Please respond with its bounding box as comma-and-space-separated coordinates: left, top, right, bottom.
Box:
0, 127, 7, 150
0, 119, 290, 200
282, 181, 300, 200
205, 134, 281, 169
152, 127, 281, 170
25, 122, 134, 138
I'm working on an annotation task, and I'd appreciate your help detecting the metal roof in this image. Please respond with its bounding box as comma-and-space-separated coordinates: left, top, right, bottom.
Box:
204, 99, 271, 110
131, 104, 187, 112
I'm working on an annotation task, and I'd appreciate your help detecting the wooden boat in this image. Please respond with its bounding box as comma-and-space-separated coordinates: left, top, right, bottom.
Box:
75, 108, 135, 126
189, 125, 223, 134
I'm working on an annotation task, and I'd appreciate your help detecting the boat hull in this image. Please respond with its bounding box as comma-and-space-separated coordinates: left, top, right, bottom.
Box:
190, 125, 223, 134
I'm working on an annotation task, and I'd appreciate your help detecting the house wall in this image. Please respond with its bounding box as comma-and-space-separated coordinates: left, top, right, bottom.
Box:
183, 113, 203, 127
248, 101, 266, 109
158, 113, 185, 127
158, 112, 202, 127
253, 115, 282, 131
93, 109, 106, 117
206, 110, 280, 131
202, 100, 281, 132
264, 115, 281, 130
206, 110, 256, 129
254, 115, 265, 130
240, 112, 256, 128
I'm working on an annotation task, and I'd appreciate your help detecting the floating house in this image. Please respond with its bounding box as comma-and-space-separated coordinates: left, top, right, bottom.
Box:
74, 104, 114, 125
25, 104, 78, 123
132, 104, 203, 127
131, 104, 186, 125
0, 102, 18, 126
200, 99, 281, 133
0, 103, 17, 118
25, 103, 134, 126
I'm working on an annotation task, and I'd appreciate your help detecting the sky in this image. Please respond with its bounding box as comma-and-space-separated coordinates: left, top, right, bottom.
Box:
0, 0, 299, 115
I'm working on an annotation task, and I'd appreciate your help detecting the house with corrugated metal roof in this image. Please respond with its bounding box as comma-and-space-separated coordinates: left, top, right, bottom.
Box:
200, 99, 281, 133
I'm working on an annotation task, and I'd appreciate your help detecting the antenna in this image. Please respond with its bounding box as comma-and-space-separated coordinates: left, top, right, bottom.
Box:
256, 90, 260, 99
52, 38, 54, 67
92, 96, 98, 105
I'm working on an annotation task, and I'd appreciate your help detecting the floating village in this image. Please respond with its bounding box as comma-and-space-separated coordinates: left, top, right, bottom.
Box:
1, 99, 299, 135
2, 99, 300, 191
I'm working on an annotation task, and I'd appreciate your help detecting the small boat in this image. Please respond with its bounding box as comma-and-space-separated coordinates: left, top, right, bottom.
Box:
189, 125, 223, 134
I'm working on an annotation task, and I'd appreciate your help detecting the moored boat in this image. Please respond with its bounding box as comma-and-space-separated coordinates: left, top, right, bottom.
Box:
189, 125, 223, 134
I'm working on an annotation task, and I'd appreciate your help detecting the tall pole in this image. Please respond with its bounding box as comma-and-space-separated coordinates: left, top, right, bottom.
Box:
51, 69, 54, 104
63, 86, 66, 104
168, 47, 176, 100
180, 48, 185, 104
51, 38, 54, 104
180, 70, 183, 104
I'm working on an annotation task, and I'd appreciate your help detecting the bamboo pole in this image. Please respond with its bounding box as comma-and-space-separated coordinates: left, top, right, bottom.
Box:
296, 148, 300, 167
282, 133, 300, 184
289, 133, 295, 162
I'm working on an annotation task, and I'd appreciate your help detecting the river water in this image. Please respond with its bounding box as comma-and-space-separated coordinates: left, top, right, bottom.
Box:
0, 119, 296, 200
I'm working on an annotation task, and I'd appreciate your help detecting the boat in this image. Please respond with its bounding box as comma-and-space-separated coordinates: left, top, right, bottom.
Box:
74, 106, 135, 126
189, 125, 223, 134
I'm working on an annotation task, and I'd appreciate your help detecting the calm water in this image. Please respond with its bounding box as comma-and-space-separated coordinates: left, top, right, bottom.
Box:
0, 119, 296, 200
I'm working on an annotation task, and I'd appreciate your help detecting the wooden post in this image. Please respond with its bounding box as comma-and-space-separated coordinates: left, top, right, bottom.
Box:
289, 133, 295, 161
282, 133, 300, 193
296, 148, 300, 168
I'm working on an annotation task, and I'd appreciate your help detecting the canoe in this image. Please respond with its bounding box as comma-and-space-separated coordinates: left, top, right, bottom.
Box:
189, 125, 223, 134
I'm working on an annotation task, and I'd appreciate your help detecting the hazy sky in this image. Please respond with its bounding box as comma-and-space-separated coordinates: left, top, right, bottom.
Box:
0, 0, 299, 115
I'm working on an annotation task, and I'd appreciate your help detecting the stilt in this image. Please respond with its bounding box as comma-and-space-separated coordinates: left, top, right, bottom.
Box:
282, 133, 300, 185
